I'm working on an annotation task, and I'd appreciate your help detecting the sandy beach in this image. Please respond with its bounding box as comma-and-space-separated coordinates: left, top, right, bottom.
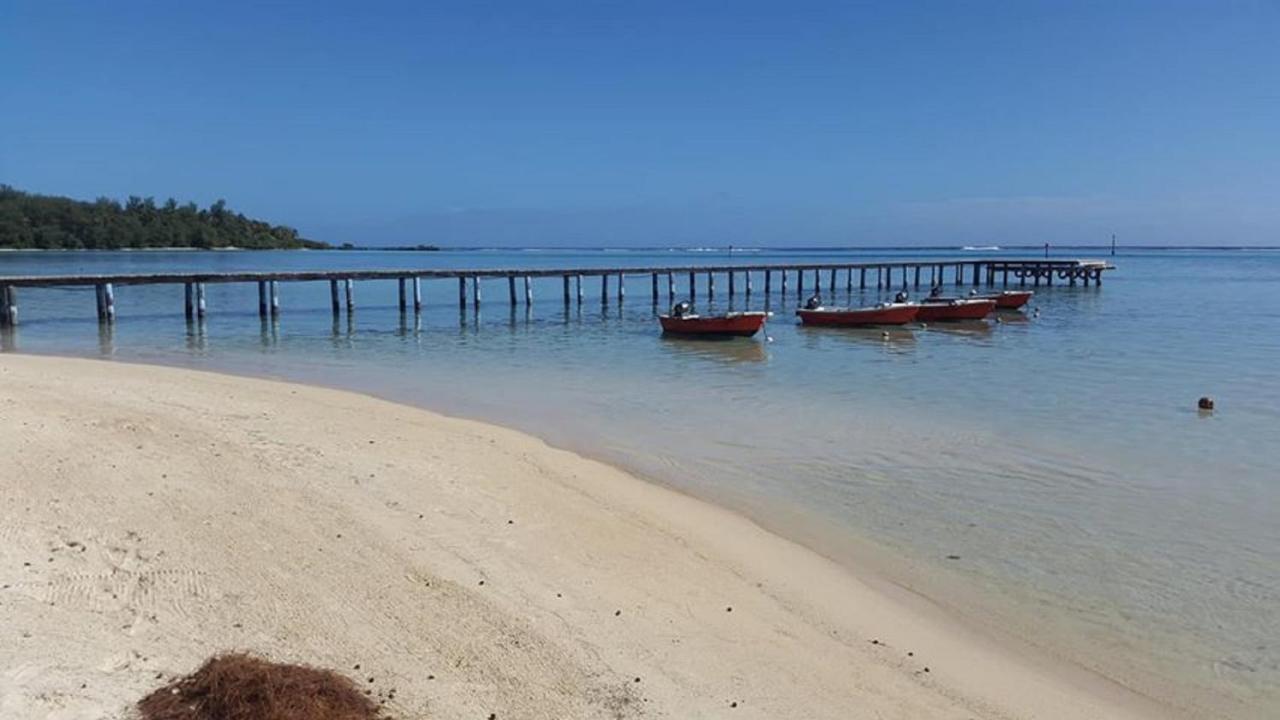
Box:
0, 354, 1180, 719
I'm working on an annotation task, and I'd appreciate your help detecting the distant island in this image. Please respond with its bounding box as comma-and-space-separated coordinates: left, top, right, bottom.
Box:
0, 185, 328, 250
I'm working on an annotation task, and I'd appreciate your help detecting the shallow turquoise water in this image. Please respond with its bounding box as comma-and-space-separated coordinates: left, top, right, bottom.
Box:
2, 247, 1277, 715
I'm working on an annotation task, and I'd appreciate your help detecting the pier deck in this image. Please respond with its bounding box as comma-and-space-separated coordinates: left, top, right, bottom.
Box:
0, 258, 1112, 327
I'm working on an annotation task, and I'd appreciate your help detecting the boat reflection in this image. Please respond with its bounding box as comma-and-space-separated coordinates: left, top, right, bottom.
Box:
658, 335, 768, 364
920, 318, 994, 340
796, 324, 918, 351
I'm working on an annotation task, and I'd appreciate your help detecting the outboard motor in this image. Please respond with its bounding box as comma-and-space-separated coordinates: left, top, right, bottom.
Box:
670, 301, 692, 318
894, 290, 909, 303
804, 294, 823, 310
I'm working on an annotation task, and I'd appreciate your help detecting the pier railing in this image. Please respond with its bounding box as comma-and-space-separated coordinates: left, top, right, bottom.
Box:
0, 258, 1112, 327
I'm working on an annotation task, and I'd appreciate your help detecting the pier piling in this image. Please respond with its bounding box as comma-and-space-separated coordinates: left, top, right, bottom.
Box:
258, 281, 268, 318
524, 276, 533, 305
270, 281, 280, 317
345, 279, 355, 312
184, 283, 194, 320
1, 285, 15, 326
412, 278, 422, 311
565, 275, 572, 304
195, 283, 206, 319
472, 276, 481, 307
509, 276, 517, 306
329, 280, 340, 316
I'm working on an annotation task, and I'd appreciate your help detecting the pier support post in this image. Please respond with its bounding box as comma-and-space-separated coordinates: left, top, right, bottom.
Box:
829, 268, 836, 292
859, 268, 866, 290
972, 263, 981, 286
458, 277, 466, 308
901, 266, 908, 289
270, 281, 279, 317
689, 272, 696, 300
728, 271, 736, 296
651, 273, 659, 303
667, 273, 675, 300
601, 274, 609, 305
565, 275, 573, 304
1001, 267, 1007, 286
524, 276, 533, 305
412, 278, 422, 311
914, 266, 921, 289
955, 263, 963, 286
330, 280, 341, 316
707, 272, 714, 299
876, 267, 883, 290
195, 283, 206, 319
398, 278, 407, 312
746, 271, 753, 295
509, 276, 517, 305
846, 268, 853, 292
576, 274, 584, 304
781, 270, 788, 295
618, 273, 625, 302
345, 279, 356, 312
184, 283, 194, 320
472, 276, 481, 307
796, 269, 803, 297
764, 270, 772, 294
258, 281, 268, 318
1, 285, 15, 327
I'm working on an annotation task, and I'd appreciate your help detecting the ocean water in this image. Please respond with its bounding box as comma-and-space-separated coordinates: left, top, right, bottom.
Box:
2, 247, 1277, 717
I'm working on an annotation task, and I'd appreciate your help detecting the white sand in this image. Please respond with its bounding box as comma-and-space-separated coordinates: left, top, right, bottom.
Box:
0, 354, 1182, 719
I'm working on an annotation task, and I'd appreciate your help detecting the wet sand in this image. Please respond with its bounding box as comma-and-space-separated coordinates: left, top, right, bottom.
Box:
0, 354, 1180, 719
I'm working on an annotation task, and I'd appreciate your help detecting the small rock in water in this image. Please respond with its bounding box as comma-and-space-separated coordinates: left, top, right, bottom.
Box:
1198, 396, 1215, 411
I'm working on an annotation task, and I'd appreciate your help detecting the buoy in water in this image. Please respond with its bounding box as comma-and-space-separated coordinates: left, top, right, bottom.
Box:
1198, 396, 1215, 411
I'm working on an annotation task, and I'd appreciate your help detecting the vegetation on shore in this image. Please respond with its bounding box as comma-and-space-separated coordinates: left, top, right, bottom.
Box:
0, 185, 328, 250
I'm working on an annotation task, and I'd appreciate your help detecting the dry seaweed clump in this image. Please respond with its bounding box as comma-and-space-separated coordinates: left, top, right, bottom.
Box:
137, 653, 388, 720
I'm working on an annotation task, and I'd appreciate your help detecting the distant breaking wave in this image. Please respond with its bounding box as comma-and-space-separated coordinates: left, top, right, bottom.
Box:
962, 245, 1001, 251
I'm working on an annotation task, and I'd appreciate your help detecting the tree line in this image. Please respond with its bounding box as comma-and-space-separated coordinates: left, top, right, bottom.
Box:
0, 185, 328, 250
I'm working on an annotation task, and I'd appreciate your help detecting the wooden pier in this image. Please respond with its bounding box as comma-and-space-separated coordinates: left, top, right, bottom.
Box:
0, 258, 1112, 328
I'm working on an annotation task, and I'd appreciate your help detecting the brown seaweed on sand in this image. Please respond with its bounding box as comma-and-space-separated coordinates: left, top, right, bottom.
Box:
137, 653, 388, 720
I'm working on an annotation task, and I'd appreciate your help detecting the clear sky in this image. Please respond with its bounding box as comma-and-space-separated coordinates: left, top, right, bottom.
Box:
2, 1, 1277, 247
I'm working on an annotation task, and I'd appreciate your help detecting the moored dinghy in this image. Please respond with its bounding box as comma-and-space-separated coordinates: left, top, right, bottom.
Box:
979, 290, 1034, 309
916, 297, 996, 321
795, 294, 920, 326
658, 302, 768, 337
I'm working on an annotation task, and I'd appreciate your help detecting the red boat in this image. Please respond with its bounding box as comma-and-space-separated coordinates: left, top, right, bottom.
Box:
796, 302, 920, 326
916, 298, 996, 321
659, 310, 768, 337
978, 290, 1034, 309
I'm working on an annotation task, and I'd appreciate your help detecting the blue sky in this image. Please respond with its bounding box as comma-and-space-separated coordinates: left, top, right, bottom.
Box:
2, 1, 1277, 246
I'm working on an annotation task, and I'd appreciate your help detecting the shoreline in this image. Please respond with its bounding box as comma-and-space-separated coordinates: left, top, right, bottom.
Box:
0, 354, 1189, 718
